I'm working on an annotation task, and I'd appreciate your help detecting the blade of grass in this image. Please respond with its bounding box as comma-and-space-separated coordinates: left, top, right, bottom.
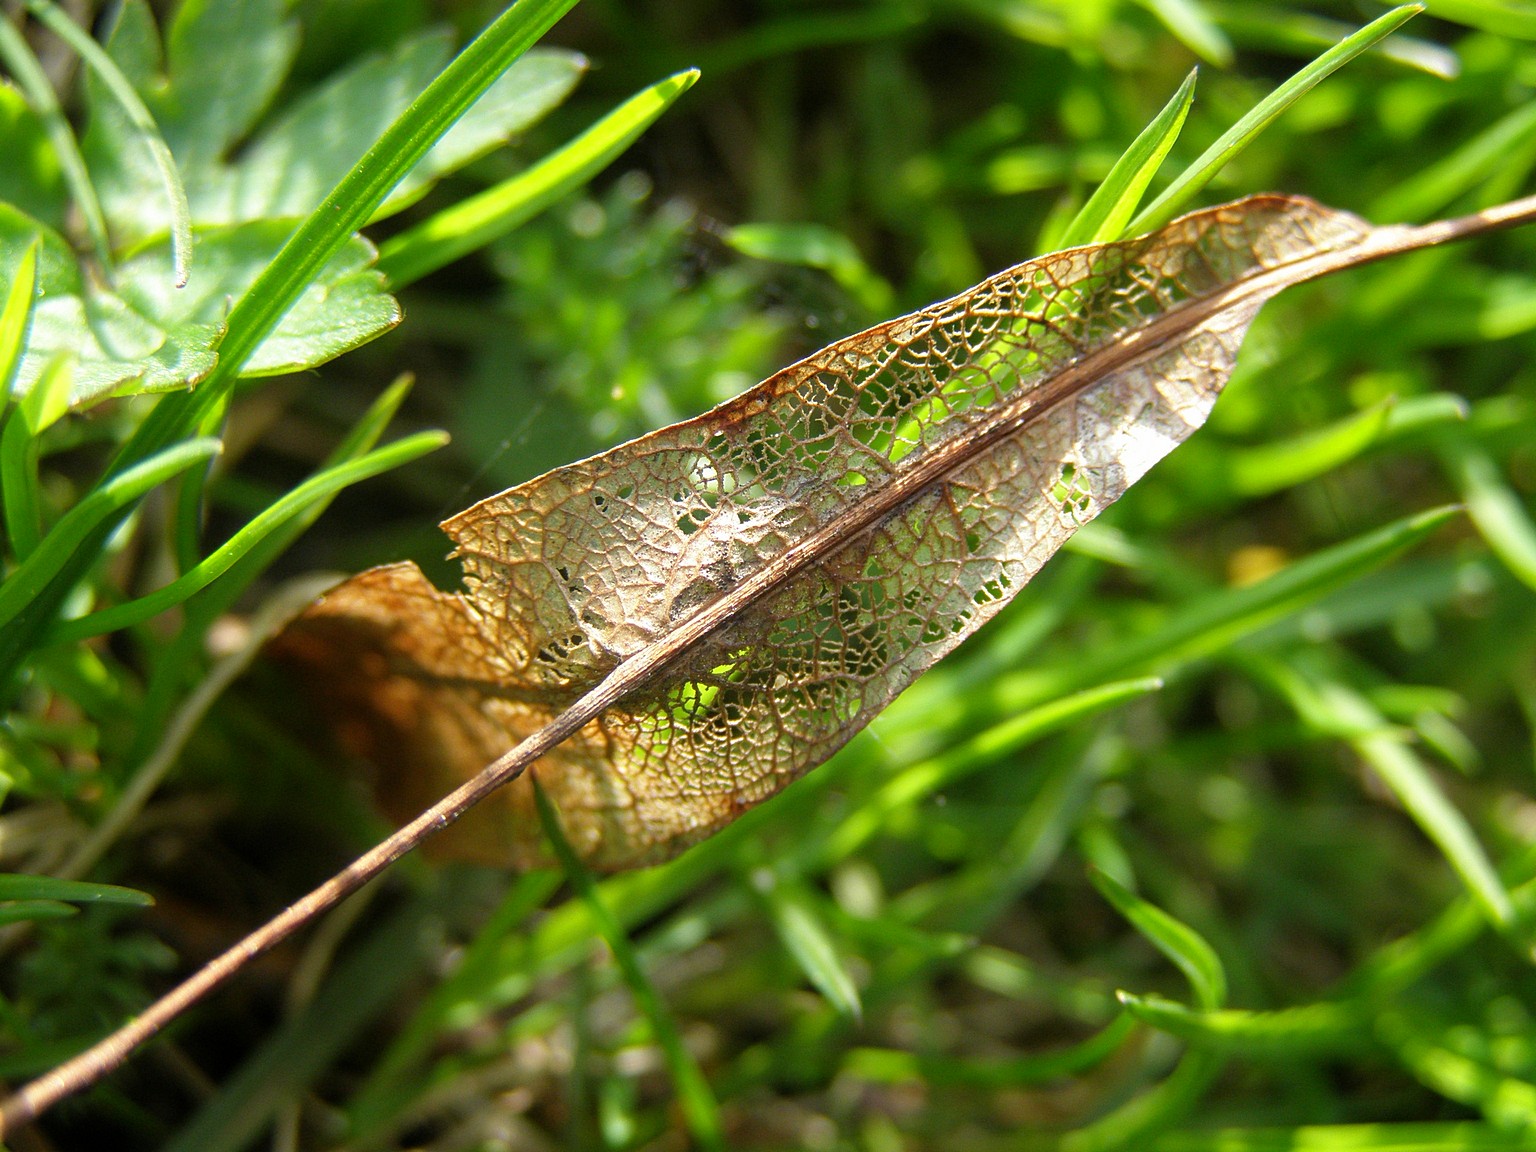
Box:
170, 386, 230, 576
1119, 993, 1371, 1056
995, 506, 1460, 714
1210, 5, 1457, 78
25, 0, 192, 287
0, 902, 78, 927
1375, 1010, 1536, 1129
0, 19, 110, 273
1147, 1121, 1533, 1150
46, 431, 448, 644
1058, 68, 1197, 248
0, 437, 220, 632
1, 351, 67, 563
1129, 4, 1423, 234
379, 69, 699, 287
344, 869, 562, 1138
1059, 1050, 1226, 1152
1373, 101, 1536, 222
823, 677, 1163, 861
1441, 440, 1536, 592
1091, 868, 1227, 1010
1137, 0, 1232, 67
1226, 393, 1467, 497
0, 240, 38, 402
843, 1014, 1137, 1087
534, 779, 726, 1152
58, 572, 343, 882
753, 872, 863, 1021
1267, 654, 1514, 929
0, 875, 152, 906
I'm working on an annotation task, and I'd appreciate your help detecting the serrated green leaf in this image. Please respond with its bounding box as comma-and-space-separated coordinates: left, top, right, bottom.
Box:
156, 0, 299, 170
1092, 868, 1227, 1011
5, 209, 398, 405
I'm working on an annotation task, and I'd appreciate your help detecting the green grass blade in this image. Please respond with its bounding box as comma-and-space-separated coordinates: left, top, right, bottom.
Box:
823, 677, 1163, 862
1091, 869, 1227, 1010
726, 222, 895, 315
1423, 0, 1536, 39
0, 901, 78, 927
1270, 655, 1514, 929
1061, 1050, 1226, 1152
0, 437, 220, 632
379, 69, 699, 288
170, 384, 231, 576
1000, 506, 1460, 713
1376, 1010, 1536, 1129
1226, 393, 1467, 497
1210, 6, 1456, 77
24, 0, 192, 286
0, 19, 111, 272
755, 873, 863, 1020
842, 1015, 1136, 1087
0, 240, 38, 402
1373, 101, 1536, 222
534, 779, 726, 1152
1147, 1121, 1536, 1150
0, 873, 152, 907
328, 375, 418, 467
1138, 0, 1232, 66
1058, 68, 1197, 249
1, 271, 56, 563
344, 870, 562, 1137
1119, 993, 1370, 1056
1129, 4, 1423, 234
1443, 441, 1536, 592
47, 431, 448, 644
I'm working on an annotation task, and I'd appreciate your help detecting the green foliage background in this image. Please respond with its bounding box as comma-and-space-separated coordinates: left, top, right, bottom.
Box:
3, 1, 1536, 1149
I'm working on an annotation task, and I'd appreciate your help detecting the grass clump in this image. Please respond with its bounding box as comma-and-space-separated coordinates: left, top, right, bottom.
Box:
3, 2, 1536, 1149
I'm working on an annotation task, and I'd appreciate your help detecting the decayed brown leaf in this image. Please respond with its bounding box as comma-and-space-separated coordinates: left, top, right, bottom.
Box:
272, 192, 1536, 871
